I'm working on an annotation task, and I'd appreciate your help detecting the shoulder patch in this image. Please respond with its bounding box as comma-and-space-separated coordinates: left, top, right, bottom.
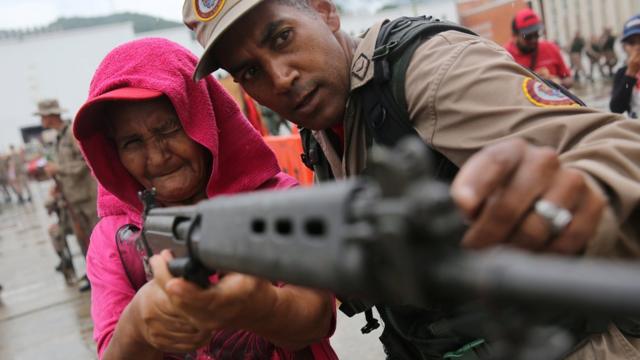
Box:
352, 54, 370, 81
193, 0, 225, 22
522, 78, 579, 108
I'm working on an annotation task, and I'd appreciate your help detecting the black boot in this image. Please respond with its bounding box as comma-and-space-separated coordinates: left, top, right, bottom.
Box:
78, 275, 91, 292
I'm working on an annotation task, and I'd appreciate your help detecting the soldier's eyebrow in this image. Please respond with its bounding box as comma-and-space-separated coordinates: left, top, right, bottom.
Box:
227, 20, 285, 76
260, 20, 285, 46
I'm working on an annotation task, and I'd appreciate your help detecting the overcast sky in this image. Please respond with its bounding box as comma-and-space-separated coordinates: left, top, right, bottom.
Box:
0, 0, 184, 29
0, 0, 398, 29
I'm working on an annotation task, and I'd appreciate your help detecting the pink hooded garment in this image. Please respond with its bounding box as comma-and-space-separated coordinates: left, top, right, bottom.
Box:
73, 38, 337, 360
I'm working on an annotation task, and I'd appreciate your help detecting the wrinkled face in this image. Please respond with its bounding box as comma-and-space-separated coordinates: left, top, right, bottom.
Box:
214, 0, 351, 130
110, 97, 210, 206
516, 31, 539, 54
624, 34, 640, 56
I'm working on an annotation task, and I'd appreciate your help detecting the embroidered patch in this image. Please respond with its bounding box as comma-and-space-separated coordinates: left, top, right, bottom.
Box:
193, 0, 226, 22
352, 54, 370, 81
522, 78, 579, 108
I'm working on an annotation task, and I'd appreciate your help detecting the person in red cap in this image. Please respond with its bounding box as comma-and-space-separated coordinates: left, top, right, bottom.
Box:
73, 38, 337, 360
505, 8, 573, 89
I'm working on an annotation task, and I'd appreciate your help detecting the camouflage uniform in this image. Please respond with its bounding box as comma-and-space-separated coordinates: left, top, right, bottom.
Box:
0, 155, 12, 202
52, 123, 98, 256
7, 148, 32, 203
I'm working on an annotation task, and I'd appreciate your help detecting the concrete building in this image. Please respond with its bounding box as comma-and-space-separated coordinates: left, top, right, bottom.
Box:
0, 23, 200, 151
532, 0, 640, 48
457, 0, 640, 48
341, 0, 459, 35
457, 0, 529, 45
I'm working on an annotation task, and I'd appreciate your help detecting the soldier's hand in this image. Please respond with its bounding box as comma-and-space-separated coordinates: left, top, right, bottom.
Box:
451, 139, 606, 254
152, 250, 278, 334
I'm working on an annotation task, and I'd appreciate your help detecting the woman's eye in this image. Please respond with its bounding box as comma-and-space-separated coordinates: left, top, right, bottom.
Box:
275, 29, 291, 47
122, 138, 142, 149
163, 126, 181, 136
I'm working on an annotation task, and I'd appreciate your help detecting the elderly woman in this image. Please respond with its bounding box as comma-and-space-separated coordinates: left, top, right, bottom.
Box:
73, 38, 336, 360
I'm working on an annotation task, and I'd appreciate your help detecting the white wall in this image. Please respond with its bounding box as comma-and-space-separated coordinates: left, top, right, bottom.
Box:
0, 23, 134, 150
0, 23, 203, 151
134, 26, 202, 57
341, 1, 459, 35
0, 2, 461, 150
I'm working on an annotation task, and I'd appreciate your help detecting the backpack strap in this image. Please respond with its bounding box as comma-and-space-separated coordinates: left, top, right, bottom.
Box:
361, 16, 476, 182
299, 127, 334, 181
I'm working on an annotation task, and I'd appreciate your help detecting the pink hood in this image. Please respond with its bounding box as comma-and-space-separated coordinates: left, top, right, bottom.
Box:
74, 37, 285, 220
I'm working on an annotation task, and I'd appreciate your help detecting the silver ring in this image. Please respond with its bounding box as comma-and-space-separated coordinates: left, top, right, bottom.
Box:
534, 199, 573, 236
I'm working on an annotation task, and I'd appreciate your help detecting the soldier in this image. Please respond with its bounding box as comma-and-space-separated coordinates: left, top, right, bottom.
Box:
600, 27, 618, 78
0, 154, 13, 203
7, 145, 32, 204
183, 0, 640, 359
35, 99, 98, 292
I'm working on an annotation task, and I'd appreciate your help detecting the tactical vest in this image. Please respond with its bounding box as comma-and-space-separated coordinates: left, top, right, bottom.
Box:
299, 15, 639, 360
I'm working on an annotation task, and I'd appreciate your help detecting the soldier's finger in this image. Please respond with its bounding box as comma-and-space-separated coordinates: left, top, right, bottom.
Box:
510, 168, 582, 250
452, 139, 527, 220
462, 146, 559, 248
546, 181, 605, 254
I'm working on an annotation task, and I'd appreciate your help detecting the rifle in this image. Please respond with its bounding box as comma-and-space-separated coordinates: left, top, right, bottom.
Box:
51, 174, 90, 254
126, 138, 640, 359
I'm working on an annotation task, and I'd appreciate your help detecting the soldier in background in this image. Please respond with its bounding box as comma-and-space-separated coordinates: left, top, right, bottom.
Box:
0, 154, 13, 203
600, 27, 618, 78
569, 31, 586, 82
585, 35, 605, 81
35, 99, 98, 292
7, 145, 32, 204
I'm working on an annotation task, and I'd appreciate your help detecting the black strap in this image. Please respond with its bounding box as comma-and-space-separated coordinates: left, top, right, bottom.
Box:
529, 47, 539, 72
299, 127, 317, 171
362, 16, 474, 182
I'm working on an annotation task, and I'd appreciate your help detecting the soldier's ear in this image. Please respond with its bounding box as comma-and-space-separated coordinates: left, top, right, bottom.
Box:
309, 0, 340, 33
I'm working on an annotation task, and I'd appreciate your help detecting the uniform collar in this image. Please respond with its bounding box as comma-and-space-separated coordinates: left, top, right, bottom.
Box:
350, 20, 385, 91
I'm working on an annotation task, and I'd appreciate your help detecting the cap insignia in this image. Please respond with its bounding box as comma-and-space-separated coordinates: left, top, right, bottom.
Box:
193, 0, 226, 22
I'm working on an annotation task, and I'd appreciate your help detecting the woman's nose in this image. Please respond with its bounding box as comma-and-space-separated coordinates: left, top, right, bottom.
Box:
145, 137, 170, 167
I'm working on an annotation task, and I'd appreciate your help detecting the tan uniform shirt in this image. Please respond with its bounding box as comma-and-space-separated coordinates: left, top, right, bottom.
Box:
54, 123, 97, 206
313, 22, 640, 359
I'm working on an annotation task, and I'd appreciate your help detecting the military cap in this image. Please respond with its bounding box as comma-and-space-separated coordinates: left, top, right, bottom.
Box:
183, 0, 265, 80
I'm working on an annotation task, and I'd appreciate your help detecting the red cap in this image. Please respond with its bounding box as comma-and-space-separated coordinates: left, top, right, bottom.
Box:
74, 87, 163, 140
514, 8, 543, 35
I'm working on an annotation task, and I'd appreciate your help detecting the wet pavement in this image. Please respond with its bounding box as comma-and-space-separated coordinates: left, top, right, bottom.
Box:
0, 79, 616, 360
0, 180, 95, 360
572, 78, 614, 111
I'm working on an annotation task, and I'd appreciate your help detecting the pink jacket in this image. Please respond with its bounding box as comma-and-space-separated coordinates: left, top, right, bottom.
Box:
73, 38, 336, 360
